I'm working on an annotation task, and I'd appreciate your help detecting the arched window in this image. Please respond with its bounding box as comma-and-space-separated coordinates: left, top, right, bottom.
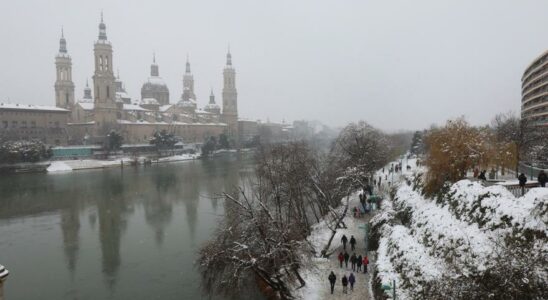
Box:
65, 93, 69, 105
105, 56, 109, 71
99, 56, 103, 71
106, 86, 110, 98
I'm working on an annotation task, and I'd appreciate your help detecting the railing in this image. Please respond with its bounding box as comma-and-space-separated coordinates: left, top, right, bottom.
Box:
503, 182, 540, 197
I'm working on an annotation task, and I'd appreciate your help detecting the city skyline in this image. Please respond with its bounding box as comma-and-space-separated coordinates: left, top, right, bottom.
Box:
1, 0, 548, 131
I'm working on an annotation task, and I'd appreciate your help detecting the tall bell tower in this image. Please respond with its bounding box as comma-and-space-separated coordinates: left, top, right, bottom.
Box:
221, 49, 238, 143
93, 12, 118, 135
54, 28, 75, 112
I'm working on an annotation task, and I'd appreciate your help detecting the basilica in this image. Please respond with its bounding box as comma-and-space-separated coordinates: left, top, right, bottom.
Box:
57, 15, 238, 145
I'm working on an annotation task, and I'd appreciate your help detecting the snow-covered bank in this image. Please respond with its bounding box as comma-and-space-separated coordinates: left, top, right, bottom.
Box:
372, 164, 548, 299
46, 161, 72, 172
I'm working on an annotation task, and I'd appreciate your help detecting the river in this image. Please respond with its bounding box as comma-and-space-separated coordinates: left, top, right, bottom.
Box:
0, 155, 263, 300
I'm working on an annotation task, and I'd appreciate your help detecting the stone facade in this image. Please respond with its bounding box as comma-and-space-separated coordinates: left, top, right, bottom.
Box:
0, 103, 70, 145
61, 15, 236, 146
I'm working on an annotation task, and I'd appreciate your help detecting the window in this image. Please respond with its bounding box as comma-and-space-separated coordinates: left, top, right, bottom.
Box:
107, 86, 110, 98
54, 121, 59, 128
99, 56, 103, 71
12, 121, 18, 128
2, 121, 7, 128
66, 93, 69, 105
31, 121, 36, 128
21, 121, 27, 128
105, 56, 109, 71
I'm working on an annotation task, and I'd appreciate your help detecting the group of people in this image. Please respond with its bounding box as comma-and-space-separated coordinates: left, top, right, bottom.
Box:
328, 234, 369, 294
328, 271, 358, 294
337, 251, 369, 274
519, 170, 547, 188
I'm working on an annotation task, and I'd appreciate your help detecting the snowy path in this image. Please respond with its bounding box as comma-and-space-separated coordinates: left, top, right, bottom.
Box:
297, 192, 381, 300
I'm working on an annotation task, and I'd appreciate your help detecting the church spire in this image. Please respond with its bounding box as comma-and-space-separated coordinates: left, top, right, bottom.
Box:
151, 53, 159, 76
185, 54, 191, 73
209, 88, 215, 104
98, 11, 107, 40
59, 27, 67, 53
226, 46, 232, 66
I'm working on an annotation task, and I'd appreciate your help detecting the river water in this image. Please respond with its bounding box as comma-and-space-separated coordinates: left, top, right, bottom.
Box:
0, 155, 262, 300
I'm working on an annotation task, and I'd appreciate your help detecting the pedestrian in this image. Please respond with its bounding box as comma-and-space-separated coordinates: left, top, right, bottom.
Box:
363, 255, 369, 274
338, 252, 344, 268
360, 193, 367, 213
478, 170, 487, 181
328, 271, 337, 294
341, 234, 348, 251
473, 168, 479, 178
349, 273, 355, 291
344, 251, 350, 268
342, 275, 348, 294
356, 254, 363, 272
350, 253, 357, 271
518, 173, 527, 195
350, 235, 357, 251
538, 170, 547, 187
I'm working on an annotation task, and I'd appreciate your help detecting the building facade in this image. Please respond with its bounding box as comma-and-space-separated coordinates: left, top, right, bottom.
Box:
221, 50, 239, 142
0, 103, 70, 145
62, 15, 236, 145
521, 50, 548, 127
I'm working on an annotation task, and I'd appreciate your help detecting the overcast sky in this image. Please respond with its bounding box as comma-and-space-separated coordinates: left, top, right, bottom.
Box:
1, 0, 547, 131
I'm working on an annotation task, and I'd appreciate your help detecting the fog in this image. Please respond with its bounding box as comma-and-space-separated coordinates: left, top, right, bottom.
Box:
1, 0, 547, 131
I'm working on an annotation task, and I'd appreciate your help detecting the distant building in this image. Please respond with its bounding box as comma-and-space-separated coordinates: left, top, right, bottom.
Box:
0, 103, 70, 145
521, 50, 548, 127
58, 14, 235, 145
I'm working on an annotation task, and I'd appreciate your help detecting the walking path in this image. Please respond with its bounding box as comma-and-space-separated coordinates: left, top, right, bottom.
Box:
296, 188, 389, 300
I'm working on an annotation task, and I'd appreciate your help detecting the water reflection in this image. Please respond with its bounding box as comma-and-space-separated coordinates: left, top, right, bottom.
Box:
0, 155, 259, 300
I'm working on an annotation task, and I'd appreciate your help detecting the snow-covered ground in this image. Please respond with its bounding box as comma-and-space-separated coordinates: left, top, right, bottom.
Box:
371, 157, 548, 299
294, 191, 376, 300
46, 153, 199, 173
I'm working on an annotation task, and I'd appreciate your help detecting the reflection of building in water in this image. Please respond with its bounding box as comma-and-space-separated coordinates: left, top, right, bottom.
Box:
97, 176, 128, 290
144, 172, 176, 246
61, 204, 80, 276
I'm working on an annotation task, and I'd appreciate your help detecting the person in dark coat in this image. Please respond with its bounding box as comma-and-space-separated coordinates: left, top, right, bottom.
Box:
538, 170, 547, 187
518, 173, 527, 186
518, 173, 527, 196
363, 255, 369, 274
341, 275, 348, 294
344, 251, 350, 268
478, 170, 487, 181
356, 254, 363, 272
328, 271, 337, 294
338, 252, 344, 268
349, 235, 357, 251
350, 253, 357, 271
348, 273, 356, 291
360, 193, 366, 213
341, 234, 348, 251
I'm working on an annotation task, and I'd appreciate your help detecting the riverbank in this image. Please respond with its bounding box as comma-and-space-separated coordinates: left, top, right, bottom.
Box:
46, 153, 200, 173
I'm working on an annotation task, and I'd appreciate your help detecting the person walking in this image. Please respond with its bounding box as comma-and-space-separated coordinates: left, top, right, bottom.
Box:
348, 273, 356, 292
356, 254, 363, 272
328, 271, 337, 294
341, 275, 348, 294
350, 253, 357, 271
341, 234, 348, 251
538, 170, 547, 187
518, 173, 527, 195
363, 255, 369, 274
338, 252, 344, 268
350, 235, 357, 251
344, 251, 350, 268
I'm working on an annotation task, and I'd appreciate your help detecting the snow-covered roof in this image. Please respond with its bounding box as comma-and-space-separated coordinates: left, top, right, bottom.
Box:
123, 104, 150, 111
116, 91, 131, 99
117, 119, 227, 126
196, 109, 213, 114
159, 104, 173, 112
0, 103, 69, 112
140, 98, 160, 105
145, 76, 167, 86
78, 102, 94, 110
